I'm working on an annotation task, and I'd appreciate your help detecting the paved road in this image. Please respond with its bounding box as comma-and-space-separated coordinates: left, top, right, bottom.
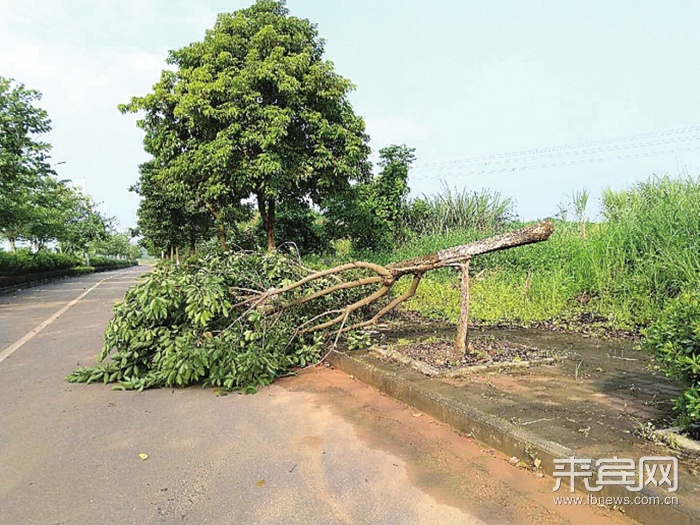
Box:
0, 268, 631, 525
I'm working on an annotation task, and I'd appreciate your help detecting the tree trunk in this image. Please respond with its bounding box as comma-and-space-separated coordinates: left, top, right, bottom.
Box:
266, 198, 275, 252
452, 260, 471, 360
9, 238, 16, 252
257, 194, 276, 252
218, 223, 227, 252
203, 201, 226, 252
189, 226, 196, 256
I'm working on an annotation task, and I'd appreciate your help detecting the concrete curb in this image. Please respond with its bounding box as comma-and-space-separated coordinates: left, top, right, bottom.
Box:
328, 349, 699, 525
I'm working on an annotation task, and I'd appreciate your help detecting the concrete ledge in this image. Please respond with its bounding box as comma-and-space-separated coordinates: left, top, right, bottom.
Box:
372, 343, 558, 377
328, 349, 699, 525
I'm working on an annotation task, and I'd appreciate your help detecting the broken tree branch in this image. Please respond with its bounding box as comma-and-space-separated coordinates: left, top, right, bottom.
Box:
388, 220, 553, 277
231, 221, 554, 354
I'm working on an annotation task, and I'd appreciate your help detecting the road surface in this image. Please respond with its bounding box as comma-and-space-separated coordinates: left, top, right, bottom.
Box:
0, 267, 631, 524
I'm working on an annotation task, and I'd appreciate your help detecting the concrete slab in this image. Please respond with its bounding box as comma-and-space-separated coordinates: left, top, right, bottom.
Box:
328, 326, 700, 525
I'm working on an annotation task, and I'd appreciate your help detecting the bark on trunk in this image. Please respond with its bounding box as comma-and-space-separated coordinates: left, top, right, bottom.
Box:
266, 228, 275, 252
203, 201, 226, 252
9, 238, 16, 252
218, 223, 227, 252
189, 232, 196, 257
257, 194, 276, 252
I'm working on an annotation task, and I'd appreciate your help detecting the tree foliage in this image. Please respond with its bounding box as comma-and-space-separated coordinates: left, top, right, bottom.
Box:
0, 76, 53, 246
121, 0, 370, 252
0, 76, 139, 262
67, 251, 366, 391
129, 161, 214, 258
325, 144, 415, 251
0, 77, 51, 185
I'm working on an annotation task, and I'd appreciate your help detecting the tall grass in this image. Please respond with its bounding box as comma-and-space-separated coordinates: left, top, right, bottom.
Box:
401, 185, 516, 238
379, 176, 700, 331
601, 177, 700, 297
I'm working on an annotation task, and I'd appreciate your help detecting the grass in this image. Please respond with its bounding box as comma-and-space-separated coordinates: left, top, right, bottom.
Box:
400, 184, 516, 237
366, 175, 700, 332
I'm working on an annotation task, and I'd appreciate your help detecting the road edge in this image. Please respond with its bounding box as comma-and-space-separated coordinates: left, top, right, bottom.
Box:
327, 349, 699, 525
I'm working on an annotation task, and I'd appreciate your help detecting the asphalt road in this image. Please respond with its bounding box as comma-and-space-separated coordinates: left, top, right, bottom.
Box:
0, 267, 631, 525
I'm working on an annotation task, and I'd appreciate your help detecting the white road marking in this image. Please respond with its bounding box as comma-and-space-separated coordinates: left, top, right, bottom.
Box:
0, 269, 136, 366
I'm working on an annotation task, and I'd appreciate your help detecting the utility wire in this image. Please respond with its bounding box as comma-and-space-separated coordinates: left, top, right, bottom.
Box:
415, 147, 700, 180
411, 125, 700, 180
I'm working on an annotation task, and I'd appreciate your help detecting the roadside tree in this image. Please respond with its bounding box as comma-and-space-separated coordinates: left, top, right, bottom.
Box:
121, 0, 370, 251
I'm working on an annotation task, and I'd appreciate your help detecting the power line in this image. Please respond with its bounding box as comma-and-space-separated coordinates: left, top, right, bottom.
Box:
411, 125, 700, 180
412, 146, 700, 180
415, 134, 700, 171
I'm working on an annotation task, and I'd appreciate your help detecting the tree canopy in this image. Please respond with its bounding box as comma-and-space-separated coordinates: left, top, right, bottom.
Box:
325, 144, 416, 251
121, 0, 370, 251
0, 76, 53, 244
0, 75, 137, 261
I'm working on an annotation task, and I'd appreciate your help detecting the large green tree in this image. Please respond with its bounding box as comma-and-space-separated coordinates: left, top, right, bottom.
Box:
121, 0, 370, 251
0, 76, 54, 248
55, 187, 111, 259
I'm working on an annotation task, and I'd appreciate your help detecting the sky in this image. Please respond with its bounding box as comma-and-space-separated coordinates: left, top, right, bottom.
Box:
2, 0, 700, 229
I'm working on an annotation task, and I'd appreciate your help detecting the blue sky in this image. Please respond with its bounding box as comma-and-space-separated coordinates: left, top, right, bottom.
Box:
2, 0, 700, 228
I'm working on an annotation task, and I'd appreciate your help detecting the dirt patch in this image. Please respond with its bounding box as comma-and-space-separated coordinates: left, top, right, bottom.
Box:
364, 316, 559, 376
388, 307, 641, 342
393, 335, 554, 370
528, 313, 641, 341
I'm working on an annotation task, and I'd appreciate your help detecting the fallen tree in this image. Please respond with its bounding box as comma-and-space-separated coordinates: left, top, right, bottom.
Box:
238, 220, 554, 358
67, 221, 552, 391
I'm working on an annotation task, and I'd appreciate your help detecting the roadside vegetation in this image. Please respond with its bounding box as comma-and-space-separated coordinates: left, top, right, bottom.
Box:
387, 176, 700, 332
644, 292, 700, 438
53, 0, 700, 434
0, 76, 140, 276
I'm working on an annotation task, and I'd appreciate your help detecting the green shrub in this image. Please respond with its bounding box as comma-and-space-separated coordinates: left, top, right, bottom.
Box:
643, 291, 700, 437
71, 266, 96, 275
0, 249, 81, 275
89, 256, 137, 269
